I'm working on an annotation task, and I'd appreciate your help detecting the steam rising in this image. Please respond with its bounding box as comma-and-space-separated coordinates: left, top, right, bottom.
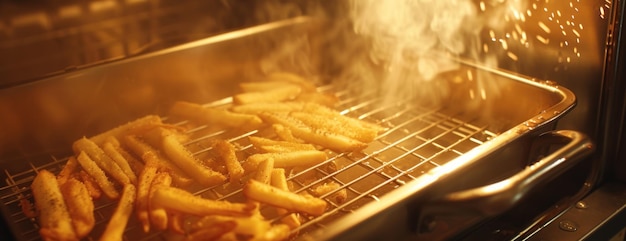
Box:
341, 0, 485, 106
351, 0, 478, 80
343, 0, 530, 106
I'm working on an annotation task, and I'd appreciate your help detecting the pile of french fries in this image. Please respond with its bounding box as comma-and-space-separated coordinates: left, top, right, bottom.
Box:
28, 72, 385, 241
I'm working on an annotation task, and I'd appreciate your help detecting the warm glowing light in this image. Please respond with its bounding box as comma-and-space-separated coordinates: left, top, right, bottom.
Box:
538, 21, 551, 34
500, 39, 509, 50
507, 51, 519, 61
536, 35, 550, 44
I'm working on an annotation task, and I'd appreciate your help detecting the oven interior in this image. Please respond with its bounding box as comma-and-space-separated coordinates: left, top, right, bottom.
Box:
1, 0, 624, 241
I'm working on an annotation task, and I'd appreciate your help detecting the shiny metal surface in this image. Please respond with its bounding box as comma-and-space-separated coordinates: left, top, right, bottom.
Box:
438, 130, 593, 216
0, 17, 592, 240
527, 182, 626, 241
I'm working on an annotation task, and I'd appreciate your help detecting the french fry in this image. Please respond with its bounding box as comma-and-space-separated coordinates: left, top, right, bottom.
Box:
270, 169, 301, 229
311, 181, 348, 204
114, 143, 144, 176
31, 170, 77, 241
243, 150, 327, 172
99, 184, 136, 241
102, 140, 138, 184
253, 158, 274, 184
238, 81, 299, 93
136, 153, 158, 233
262, 224, 292, 241
78, 170, 102, 199
60, 178, 95, 239
272, 124, 305, 143
212, 140, 244, 184
140, 127, 190, 150
73, 137, 131, 186
89, 115, 162, 145
191, 215, 272, 238
294, 92, 339, 107
161, 133, 227, 186
230, 102, 304, 115
243, 179, 327, 216
152, 186, 254, 217
18, 192, 37, 218
168, 212, 185, 235
122, 135, 193, 187
57, 156, 79, 186
184, 221, 236, 241
289, 111, 379, 143
266, 72, 317, 91
149, 172, 172, 231
259, 112, 367, 152
217, 232, 238, 241
233, 85, 302, 105
169, 101, 263, 128
76, 151, 119, 199
301, 102, 387, 133
248, 136, 316, 153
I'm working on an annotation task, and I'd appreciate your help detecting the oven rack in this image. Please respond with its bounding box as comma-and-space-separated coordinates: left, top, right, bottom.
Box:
0, 85, 497, 241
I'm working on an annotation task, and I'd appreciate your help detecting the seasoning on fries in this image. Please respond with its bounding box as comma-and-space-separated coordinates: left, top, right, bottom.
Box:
27, 72, 387, 241
31, 170, 77, 241
243, 179, 327, 216
99, 184, 136, 241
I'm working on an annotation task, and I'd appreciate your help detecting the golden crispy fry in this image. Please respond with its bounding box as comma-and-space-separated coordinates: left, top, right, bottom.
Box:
272, 124, 305, 143
31, 170, 77, 241
238, 81, 299, 93
212, 140, 244, 184
266, 72, 317, 91
122, 135, 193, 187
311, 181, 348, 204
262, 224, 292, 241
244, 179, 327, 216
161, 133, 227, 187
191, 215, 271, 237
60, 178, 95, 239
99, 184, 136, 241
140, 127, 189, 149
149, 172, 172, 231
233, 85, 302, 105
57, 156, 79, 186
89, 115, 162, 145
294, 92, 339, 107
136, 154, 158, 233
301, 102, 387, 133
114, 143, 144, 176
259, 112, 367, 152
270, 169, 301, 229
102, 140, 138, 184
168, 212, 185, 235
253, 158, 274, 184
18, 191, 37, 218
243, 150, 327, 172
230, 102, 304, 115
184, 221, 236, 241
73, 137, 131, 186
76, 151, 119, 199
289, 111, 379, 143
248, 136, 316, 153
169, 101, 263, 129
217, 232, 238, 241
78, 170, 102, 200
152, 186, 254, 217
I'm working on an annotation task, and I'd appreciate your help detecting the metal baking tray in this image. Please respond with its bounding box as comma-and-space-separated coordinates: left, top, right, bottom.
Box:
0, 17, 593, 241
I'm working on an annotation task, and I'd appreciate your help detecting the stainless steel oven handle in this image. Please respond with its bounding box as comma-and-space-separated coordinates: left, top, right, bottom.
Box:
439, 130, 594, 216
